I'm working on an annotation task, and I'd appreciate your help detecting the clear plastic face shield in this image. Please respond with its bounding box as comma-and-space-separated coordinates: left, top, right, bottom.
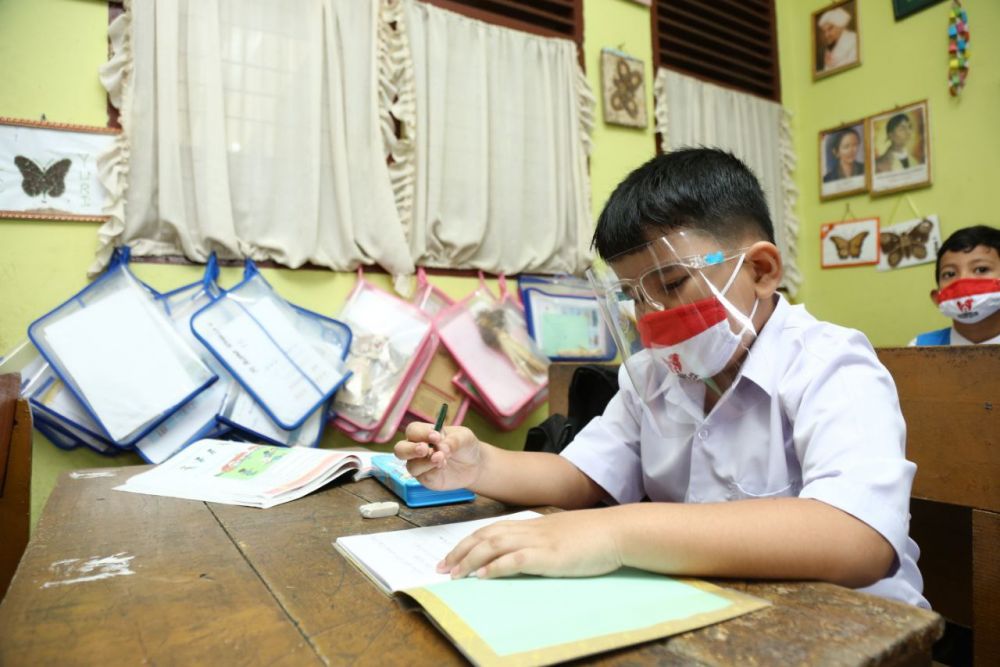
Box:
586, 231, 760, 404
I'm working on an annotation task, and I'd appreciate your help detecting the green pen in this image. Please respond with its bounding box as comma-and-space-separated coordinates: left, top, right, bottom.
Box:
429, 403, 448, 450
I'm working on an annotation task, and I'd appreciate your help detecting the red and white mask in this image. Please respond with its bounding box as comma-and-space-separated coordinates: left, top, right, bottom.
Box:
935, 278, 1000, 323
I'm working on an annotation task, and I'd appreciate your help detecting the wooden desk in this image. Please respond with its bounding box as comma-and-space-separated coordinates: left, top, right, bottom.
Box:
0, 468, 942, 665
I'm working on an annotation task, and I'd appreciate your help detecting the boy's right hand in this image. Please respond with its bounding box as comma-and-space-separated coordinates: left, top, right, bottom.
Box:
394, 423, 483, 491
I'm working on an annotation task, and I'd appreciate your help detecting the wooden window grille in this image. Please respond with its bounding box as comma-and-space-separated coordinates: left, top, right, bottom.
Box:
651, 0, 781, 102
423, 0, 583, 48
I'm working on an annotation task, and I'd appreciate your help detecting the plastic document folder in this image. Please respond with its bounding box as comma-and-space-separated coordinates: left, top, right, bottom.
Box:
28, 253, 218, 447
191, 261, 352, 431
335, 511, 770, 666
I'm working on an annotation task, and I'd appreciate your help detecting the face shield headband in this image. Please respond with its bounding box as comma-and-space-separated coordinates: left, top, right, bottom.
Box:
586, 234, 759, 403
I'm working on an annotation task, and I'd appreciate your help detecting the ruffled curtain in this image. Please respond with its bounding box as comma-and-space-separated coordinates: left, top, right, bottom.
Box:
390, 0, 595, 275
653, 68, 801, 295
95, 0, 414, 289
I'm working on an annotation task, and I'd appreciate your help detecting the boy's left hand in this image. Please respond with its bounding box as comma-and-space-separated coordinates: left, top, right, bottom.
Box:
438, 509, 622, 579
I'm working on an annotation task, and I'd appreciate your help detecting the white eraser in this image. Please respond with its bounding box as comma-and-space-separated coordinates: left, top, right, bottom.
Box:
359, 501, 400, 519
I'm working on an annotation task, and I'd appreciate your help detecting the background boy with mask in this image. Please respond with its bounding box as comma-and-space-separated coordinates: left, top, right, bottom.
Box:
396, 148, 927, 608
911, 225, 1000, 346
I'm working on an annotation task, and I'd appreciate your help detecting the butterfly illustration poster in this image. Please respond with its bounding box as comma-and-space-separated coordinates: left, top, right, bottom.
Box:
820, 217, 880, 268
0, 117, 118, 222
876, 215, 941, 272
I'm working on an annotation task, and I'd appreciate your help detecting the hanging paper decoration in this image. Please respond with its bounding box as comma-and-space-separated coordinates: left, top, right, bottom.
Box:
948, 1, 970, 96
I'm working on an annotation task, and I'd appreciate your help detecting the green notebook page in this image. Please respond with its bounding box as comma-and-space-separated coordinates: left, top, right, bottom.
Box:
405, 567, 769, 666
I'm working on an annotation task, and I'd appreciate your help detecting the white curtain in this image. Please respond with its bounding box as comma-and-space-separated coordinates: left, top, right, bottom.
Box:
391, 0, 595, 275
653, 68, 801, 295
96, 0, 414, 287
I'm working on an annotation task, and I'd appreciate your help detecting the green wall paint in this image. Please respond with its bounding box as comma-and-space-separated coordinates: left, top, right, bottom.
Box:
777, 0, 1000, 344
7, 0, 993, 526
0, 0, 655, 527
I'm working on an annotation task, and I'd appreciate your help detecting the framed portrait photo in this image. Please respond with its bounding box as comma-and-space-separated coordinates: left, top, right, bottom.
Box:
819, 121, 867, 200
867, 100, 931, 196
812, 0, 861, 80
820, 217, 880, 269
0, 117, 119, 222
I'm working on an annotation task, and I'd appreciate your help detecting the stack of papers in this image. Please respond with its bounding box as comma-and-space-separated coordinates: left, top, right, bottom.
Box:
116, 439, 373, 508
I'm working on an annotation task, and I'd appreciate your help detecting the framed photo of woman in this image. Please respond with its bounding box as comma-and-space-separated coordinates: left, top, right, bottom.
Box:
812, 0, 861, 80
819, 121, 867, 200
867, 100, 931, 196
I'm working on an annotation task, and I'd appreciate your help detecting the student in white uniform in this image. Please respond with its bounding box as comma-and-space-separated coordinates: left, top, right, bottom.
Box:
396, 148, 927, 608
911, 225, 1000, 346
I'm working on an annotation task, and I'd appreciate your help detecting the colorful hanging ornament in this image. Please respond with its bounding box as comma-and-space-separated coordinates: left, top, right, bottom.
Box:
948, 1, 970, 96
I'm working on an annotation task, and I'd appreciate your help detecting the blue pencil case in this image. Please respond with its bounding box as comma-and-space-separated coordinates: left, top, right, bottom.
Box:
370, 454, 475, 508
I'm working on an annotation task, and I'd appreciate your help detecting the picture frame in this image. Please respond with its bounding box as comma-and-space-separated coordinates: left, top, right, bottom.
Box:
867, 100, 932, 196
0, 117, 119, 222
818, 120, 867, 200
600, 48, 648, 129
820, 217, 880, 268
812, 0, 861, 80
892, 0, 947, 21
876, 214, 942, 272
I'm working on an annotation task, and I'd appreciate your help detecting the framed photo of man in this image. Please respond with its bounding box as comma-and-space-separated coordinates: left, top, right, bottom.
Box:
868, 100, 932, 196
812, 0, 861, 80
819, 121, 867, 200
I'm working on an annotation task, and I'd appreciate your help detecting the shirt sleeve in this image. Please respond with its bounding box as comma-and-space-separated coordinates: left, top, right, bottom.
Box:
783, 326, 914, 570
560, 365, 645, 504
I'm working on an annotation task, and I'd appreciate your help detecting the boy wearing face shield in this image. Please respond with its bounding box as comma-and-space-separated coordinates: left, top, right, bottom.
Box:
396, 148, 927, 608
910, 225, 1000, 346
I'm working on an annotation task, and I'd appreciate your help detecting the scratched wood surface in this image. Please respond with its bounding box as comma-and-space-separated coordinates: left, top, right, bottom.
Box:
0, 468, 320, 666
2, 470, 943, 666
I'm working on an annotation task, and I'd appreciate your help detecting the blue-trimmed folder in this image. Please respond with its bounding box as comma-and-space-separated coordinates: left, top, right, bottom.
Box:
370, 455, 475, 507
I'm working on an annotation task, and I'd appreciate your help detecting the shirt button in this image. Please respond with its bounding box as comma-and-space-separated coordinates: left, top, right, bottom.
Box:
698, 429, 709, 439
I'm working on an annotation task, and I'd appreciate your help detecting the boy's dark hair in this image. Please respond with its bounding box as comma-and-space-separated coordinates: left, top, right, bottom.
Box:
592, 148, 775, 260
886, 113, 910, 134
935, 225, 1000, 283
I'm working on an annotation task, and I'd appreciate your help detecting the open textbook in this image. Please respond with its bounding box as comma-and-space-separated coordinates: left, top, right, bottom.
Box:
115, 440, 380, 508
335, 512, 770, 666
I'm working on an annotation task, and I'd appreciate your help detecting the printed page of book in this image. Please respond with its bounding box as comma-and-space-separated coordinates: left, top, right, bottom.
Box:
115, 440, 361, 508
334, 511, 541, 594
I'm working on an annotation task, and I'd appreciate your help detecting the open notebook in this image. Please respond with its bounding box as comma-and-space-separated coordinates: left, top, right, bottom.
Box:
335, 511, 770, 666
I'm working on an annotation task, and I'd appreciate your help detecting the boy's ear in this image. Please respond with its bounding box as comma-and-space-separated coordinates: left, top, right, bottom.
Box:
929, 289, 939, 305
747, 242, 782, 297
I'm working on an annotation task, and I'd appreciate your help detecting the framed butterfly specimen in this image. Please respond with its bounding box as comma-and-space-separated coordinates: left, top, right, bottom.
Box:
600, 49, 647, 128
0, 117, 120, 222
876, 215, 942, 272
820, 217, 880, 268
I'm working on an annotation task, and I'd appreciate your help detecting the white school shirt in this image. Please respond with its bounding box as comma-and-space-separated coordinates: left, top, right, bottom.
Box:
562, 295, 928, 608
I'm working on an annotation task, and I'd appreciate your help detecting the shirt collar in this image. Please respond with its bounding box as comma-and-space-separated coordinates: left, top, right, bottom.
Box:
737, 293, 789, 396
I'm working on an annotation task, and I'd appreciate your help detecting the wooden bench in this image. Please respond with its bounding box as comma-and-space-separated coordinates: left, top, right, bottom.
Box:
0, 373, 32, 600
877, 347, 999, 666
550, 348, 999, 665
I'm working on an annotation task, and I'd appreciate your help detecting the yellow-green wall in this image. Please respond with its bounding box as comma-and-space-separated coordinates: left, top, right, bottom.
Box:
0, 0, 656, 528
8, 0, 993, 526
777, 0, 1000, 344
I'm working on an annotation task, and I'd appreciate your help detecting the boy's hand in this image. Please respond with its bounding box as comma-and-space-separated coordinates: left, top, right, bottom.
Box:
438, 509, 623, 579
394, 423, 483, 490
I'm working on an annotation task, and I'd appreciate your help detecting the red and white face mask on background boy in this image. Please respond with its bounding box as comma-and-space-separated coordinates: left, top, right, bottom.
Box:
935, 278, 1000, 323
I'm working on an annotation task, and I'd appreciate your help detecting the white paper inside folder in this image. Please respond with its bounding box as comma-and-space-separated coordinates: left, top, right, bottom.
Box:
190, 266, 352, 431
27, 263, 218, 445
